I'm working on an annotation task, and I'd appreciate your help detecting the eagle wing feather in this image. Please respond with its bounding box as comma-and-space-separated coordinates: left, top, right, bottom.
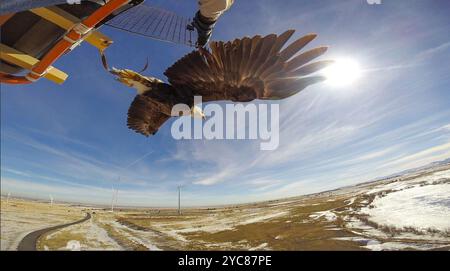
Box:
164, 30, 331, 103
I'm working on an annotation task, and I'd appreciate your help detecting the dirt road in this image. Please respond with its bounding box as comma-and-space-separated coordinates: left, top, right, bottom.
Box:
17, 213, 91, 251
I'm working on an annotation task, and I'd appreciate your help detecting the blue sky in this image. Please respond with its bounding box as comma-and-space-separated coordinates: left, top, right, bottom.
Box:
1, 0, 450, 206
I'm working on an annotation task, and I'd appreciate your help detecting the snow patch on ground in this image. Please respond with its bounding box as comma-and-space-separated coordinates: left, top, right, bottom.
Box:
365, 241, 449, 251
153, 210, 289, 241
333, 236, 373, 244
66, 240, 81, 251
249, 242, 269, 250
106, 219, 162, 250
345, 197, 356, 205
361, 183, 450, 232
240, 212, 288, 225
46, 217, 122, 250
309, 211, 337, 222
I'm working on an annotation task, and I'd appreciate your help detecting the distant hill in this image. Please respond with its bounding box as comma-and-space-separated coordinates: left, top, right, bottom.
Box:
354, 157, 450, 187
394, 157, 450, 176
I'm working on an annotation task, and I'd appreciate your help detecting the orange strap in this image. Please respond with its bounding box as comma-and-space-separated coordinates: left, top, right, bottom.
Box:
0, 0, 129, 85
0, 72, 33, 84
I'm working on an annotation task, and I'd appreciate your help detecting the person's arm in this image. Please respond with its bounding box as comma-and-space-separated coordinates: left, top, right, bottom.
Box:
192, 0, 234, 47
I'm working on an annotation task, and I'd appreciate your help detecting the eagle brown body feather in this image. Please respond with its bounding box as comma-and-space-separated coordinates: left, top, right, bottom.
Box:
125, 30, 332, 136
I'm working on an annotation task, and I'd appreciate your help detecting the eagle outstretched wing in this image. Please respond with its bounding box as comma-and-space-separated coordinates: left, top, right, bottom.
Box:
126, 30, 331, 136
164, 29, 332, 103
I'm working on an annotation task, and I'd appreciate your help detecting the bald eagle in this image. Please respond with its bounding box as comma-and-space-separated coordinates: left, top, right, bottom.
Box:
109, 30, 332, 136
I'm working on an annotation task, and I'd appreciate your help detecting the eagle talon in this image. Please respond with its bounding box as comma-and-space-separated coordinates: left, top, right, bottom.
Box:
192, 11, 216, 48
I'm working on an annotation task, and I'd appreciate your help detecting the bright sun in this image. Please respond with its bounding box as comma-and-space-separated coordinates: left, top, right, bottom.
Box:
323, 58, 362, 87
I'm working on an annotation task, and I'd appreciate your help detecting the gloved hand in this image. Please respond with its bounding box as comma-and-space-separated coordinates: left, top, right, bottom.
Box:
192, 11, 216, 47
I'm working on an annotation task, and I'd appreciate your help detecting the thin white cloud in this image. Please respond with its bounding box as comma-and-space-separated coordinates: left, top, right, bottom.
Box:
378, 141, 450, 171
414, 41, 450, 62
364, 41, 450, 73
1, 129, 162, 187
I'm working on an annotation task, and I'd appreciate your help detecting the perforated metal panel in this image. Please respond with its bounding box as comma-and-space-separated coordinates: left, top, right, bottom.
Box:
105, 4, 196, 47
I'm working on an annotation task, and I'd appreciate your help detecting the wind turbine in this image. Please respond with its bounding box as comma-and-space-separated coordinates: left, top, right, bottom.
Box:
6, 192, 11, 204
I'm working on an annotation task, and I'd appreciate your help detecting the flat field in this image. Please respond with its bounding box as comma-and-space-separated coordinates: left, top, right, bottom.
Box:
1, 165, 449, 251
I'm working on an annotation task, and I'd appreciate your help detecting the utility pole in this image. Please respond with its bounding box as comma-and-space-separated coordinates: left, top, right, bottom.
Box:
111, 187, 116, 212
178, 185, 181, 215
115, 189, 119, 210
